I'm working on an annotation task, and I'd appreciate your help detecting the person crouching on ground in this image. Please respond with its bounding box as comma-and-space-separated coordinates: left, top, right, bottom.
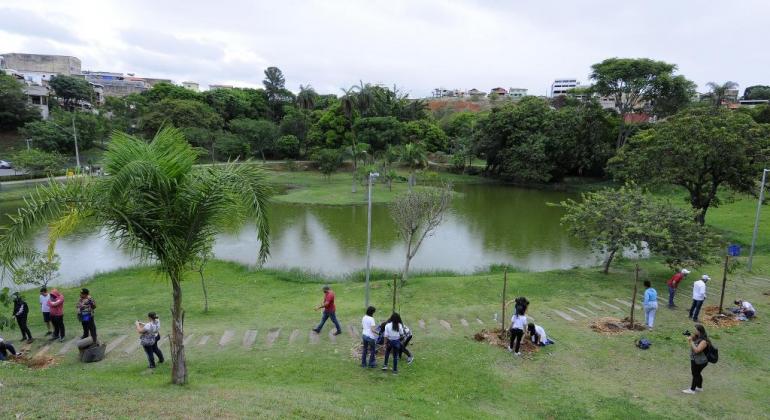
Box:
527, 323, 553, 346
0, 336, 22, 360
12, 293, 33, 343
361, 306, 378, 368
733, 300, 756, 319
77, 288, 97, 343
683, 324, 710, 394
313, 286, 342, 336
48, 289, 65, 342
136, 312, 163, 369
508, 309, 528, 356
643, 280, 658, 330
381, 312, 405, 374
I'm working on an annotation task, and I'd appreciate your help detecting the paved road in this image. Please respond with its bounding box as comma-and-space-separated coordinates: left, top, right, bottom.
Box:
0, 168, 18, 177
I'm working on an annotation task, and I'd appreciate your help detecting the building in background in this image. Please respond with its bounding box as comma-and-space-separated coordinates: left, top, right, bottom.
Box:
182, 81, 200, 91
550, 78, 580, 96
508, 88, 527, 99
81, 71, 148, 98
142, 77, 173, 87
209, 84, 234, 90
0, 53, 81, 77
467, 88, 485, 97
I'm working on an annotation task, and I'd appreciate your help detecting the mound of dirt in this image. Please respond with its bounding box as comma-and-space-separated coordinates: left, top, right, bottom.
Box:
590, 317, 646, 335
699, 306, 742, 328
11, 354, 59, 370
472, 328, 539, 354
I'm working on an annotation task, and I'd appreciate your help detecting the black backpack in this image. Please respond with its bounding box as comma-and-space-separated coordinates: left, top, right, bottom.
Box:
705, 342, 719, 364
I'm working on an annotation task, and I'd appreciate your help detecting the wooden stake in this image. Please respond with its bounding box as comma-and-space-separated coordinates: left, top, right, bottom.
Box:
501, 268, 508, 332
630, 264, 639, 327
719, 255, 729, 314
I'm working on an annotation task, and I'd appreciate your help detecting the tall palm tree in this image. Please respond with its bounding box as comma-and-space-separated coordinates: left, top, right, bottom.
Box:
296, 84, 317, 111
0, 127, 271, 385
706, 81, 739, 109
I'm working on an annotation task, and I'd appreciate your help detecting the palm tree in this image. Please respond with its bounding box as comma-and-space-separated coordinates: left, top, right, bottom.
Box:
296, 84, 317, 111
0, 127, 271, 385
400, 143, 428, 190
706, 81, 739, 109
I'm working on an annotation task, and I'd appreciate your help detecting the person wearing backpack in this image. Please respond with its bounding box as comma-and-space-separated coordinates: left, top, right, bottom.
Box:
136, 312, 162, 369
77, 288, 97, 343
683, 324, 710, 394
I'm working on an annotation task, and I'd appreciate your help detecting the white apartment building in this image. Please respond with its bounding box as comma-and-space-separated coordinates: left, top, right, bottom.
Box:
508, 88, 527, 99
182, 81, 200, 92
551, 78, 580, 96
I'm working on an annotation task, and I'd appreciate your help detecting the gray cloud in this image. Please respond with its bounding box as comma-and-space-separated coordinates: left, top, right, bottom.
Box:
120, 29, 223, 61
0, 8, 83, 44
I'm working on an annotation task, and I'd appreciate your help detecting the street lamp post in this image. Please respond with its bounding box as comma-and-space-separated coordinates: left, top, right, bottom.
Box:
50, 116, 81, 169
364, 172, 379, 308
747, 168, 769, 272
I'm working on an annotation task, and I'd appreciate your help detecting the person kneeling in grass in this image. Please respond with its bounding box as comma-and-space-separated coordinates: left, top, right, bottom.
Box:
732, 300, 756, 319
0, 336, 21, 360
527, 323, 553, 346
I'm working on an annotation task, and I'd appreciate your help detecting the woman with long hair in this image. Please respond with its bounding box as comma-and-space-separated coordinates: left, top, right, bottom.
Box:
381, 312, 404, 374
683, 324, 709, 394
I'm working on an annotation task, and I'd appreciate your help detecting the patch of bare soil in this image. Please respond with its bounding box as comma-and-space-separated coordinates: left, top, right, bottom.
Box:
472, 328, 539, 354
351, 342, 387, 360
11, 354, 59, 370
590, 317, 646, 335
702, 306, 742, 328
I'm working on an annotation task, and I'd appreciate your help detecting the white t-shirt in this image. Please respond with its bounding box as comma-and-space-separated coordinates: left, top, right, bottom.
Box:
384, 322, 404, 340
511, 314, 527, 330
533, 325, 547, 344
361, 315, 376, 339
742, 301, 755, 313
692, 280, 706, 300
40, 294, 50, 313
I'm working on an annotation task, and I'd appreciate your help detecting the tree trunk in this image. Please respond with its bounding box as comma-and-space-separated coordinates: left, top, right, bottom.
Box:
501, 268, 508, 332
603, 248, 617, 274
170, 270, 187, 385
198, 270, 209, 313
401, 244, 412, 287
388, 178, 392, 191
616, 118, 627, 149
408, 171, 415, 191
630, 264, 639, 327
260, 149, 266, 163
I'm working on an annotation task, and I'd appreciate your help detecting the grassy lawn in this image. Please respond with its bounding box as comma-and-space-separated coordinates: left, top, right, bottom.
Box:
1, 257, 768, 419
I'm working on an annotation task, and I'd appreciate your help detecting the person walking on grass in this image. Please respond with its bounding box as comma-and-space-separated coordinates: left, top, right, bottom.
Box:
683, 324, 710, 394
136, 312, 163, 369
312, 286, 342, 335
151, 313, 164, 363
361, 306, 378, 368
689, 275, 709, 322
667, 268, 690, 308
508, 309, 528, 356
12, 293, 33, 343
76, 288, 97, 343
39, 287, 52, 336
643, 280, 658, 330
381, 312, 405, 374
48, 289, 65, 342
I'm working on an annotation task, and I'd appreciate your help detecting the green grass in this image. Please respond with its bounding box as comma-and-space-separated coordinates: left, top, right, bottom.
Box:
2, 256, 769, 419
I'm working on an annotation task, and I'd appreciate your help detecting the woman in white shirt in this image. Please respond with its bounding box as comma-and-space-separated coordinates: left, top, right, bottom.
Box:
381, 312, 405, 374
361, 306, 377, 368
509, 311, 528, 356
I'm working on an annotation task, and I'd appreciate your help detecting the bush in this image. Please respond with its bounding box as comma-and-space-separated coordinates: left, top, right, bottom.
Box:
276, 135, 300, 159
9, 148, 65, 176
312, 148, 342, 179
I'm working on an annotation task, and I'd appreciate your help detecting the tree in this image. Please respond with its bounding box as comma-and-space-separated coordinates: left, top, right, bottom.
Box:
743, 85, 770, 100
313, 148, 342, 179
142, 82, 202, 103
589, 58, 681, 147
399, 143, 428, 189
279, 108, 311, 154
0, 72, 40, 130
389, 186, 452, 285
560, 185, 715, 273
651, 75, 697, 118
307, 102, 350, 150
705, 81, 739, 108
142, 99, 223, 134
0, 127, 272, 385
228, 118, 278, 162
263, 67, 294, 122
404, 119, 448, 153
12, 254, 60, 288
49, 75, 95, 110
610, 108, 770, 224
20, 111, 108, 153
275, 134, 300, 159
9, 148, 65, 176
296, 84, 318, 111
213, 131, 251, 160
353, 116, 405, 152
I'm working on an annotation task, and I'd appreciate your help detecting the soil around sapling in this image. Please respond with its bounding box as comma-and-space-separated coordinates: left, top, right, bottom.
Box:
590, 317, 647, 335
472, 328, 539, 354
8, 353, 60, 370
701, 305, 742, 328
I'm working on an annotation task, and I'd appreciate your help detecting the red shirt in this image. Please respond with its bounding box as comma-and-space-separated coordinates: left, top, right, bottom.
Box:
667, 273, 684, 288
323, 291, 336, 312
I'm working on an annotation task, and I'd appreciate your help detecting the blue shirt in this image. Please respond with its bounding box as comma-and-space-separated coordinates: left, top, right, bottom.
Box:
643, 288, 657, 305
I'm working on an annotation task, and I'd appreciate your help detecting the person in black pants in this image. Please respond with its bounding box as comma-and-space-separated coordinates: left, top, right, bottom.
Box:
400, 324, 414, 364
509, 312, 528, 356
77, 289, 97, 343
12, 293, 33, 343
150, 313, 164, 364
0, 337, 21, 360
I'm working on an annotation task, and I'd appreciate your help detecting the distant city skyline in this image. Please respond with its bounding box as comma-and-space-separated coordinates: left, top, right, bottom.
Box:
1, 0, 769, 97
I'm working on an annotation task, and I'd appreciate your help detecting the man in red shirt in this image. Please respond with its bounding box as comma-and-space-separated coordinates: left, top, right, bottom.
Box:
313, 286, 342, 335
666, 268, 690, 308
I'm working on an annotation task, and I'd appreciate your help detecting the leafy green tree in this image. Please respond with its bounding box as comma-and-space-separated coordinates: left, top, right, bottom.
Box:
651, 75, 697, 118
307, 102, 350, 150
296, 84, 318, 111
399, 142, 428, 189
751, 105, 770, 124
49, 75, 95, 110
0, 127, 272, 385
141, 82, 202, 103
589, 57, 682, 147
20, 121, 70, 153
313, 148, 342, 179
279, 108, 311, 154
0, 72, 41, 130
549, 101, 617, 177
182, 127, 218, 160
743, 85, 770, 100
353, 116, 405, 152
704, 81, 739, 109
263, 67, 295, 122
9, 148, 65, 176
610, 108, 770, 224
103, 94, 147, 133
12, 254, 60, 288
275, 134, 300, 159
404, 119, 448, 153
228, 118, 278, 162
202, 88, 251, 122
142, 99, 223, 134
214, 131, 250, 160
21, 111, 107, 153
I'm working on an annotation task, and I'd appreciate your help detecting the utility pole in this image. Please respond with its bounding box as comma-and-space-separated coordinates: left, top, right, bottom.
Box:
364, 172, 379, 308
719, 255, 729, 314
72, 113, 81, 169
25, 138, 32, 150
747, 169, 769, 271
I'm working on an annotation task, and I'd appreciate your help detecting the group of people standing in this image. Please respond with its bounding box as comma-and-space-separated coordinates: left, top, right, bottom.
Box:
8, 287, 97, 346
360, 306, 413, 374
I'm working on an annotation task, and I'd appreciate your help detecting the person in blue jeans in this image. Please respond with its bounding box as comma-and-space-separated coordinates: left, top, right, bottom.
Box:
381, 312, 404, 375
361, 306, 378, 368
313, 286, 342, 335
642, 280, 658, 330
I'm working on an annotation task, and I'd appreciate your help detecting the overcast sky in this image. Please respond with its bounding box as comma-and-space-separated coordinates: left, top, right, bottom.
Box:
1, 0, 768, 97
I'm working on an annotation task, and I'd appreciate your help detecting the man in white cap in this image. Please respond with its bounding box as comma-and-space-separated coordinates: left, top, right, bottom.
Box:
688, 274, 709, 322
666, 268, 690, 308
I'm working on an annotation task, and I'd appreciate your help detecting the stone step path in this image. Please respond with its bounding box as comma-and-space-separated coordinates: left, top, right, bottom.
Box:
553, 309, 575, 322
566, 308, 588, 318
266, 328, 280, 347
183, 334, 196, 346
219, 330, 235, 347
460, 319, 469, 327
197, 335, 210, 346
243, 330, 258, 348
601, 301, 622, 311
123, 339, 140, 354
289, 329, 300, 345
418, 320, 426, 329
309, 331, 320, 344
587, 301, 604, 311
105, 335, 128, 355
328, 330, 337, 344
439, 320, 452, 331
476, 318, 484, 325
614, 299, 633, 308
576, 305, 597, 316
57, 338, 79, 356
348, 324, 359, 338
34, 344, 51, 358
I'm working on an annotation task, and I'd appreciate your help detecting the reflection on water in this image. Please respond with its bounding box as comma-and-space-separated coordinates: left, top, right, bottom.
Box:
0, 184, 598, 287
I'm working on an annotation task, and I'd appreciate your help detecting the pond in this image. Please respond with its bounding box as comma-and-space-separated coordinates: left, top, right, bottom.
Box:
0, 183, 598, 287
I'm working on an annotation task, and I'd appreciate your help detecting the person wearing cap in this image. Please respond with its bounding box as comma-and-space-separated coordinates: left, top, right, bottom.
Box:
688, 275, 709, 322
136, 312, 163, 369
76, 288, 97, 343
312, 286, 342, 335
12, 293, 33, 343
667, 269, 690, 308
